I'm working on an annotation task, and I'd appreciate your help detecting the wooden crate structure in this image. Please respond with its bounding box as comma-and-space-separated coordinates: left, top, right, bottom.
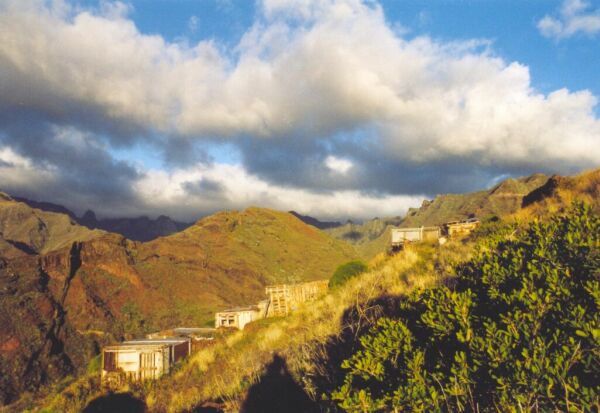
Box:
265, 280, 328, 317
444, 219, 481, 237
391, 226, 441, 247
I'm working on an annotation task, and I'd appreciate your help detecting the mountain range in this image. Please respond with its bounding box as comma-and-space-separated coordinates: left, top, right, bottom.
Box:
13, 197, 191, 242
0, 197, 355, 405
1, 167, 599, 409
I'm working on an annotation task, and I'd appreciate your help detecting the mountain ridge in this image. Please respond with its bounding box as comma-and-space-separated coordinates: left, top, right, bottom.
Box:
11, 196, 192, 242
0, 198, 357, 405
325, 173, 550, 258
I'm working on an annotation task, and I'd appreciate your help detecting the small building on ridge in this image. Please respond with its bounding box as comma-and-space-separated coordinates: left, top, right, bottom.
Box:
101, 337, 190, 386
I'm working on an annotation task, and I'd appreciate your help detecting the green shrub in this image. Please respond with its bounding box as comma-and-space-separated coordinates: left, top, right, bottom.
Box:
329, 261, 368, 289
86, 355, 101, 375
332, 203, 600, 412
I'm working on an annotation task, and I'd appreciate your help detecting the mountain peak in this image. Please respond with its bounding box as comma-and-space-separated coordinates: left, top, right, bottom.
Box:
80, 209, 98, 225
288, 211, 342, 230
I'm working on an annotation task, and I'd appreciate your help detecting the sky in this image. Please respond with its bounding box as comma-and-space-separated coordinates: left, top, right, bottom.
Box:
0, 0, 599, 221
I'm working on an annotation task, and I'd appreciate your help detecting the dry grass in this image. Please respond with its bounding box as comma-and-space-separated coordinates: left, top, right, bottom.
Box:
28, 238, 474, 413
515, 168, 600, 221
142, 240, 472, 412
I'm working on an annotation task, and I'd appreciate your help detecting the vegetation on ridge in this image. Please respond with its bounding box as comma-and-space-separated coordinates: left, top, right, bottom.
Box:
329, 260, 368, 289
333, 204, 599, 412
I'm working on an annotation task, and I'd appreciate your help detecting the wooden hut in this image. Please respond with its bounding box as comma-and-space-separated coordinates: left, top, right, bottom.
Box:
215, 305, 263, 330
101, 338, 190, 386
391, 226, 441, 248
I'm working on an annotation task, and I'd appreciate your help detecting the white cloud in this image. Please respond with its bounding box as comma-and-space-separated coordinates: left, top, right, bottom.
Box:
325, 155, 353, 174
1, 0, 598, 171
537, 0, 600, 39
133, 162, 422, 220
0, 147, 57, 190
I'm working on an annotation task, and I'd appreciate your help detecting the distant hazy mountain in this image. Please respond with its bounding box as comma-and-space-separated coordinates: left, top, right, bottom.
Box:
325, 216, 404, 259
11, 197, 191, 242
78, 209, 191, 242
288, 211, 342, 229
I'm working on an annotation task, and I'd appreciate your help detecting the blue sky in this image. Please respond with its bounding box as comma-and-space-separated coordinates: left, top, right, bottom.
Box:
0, 0, 599, 220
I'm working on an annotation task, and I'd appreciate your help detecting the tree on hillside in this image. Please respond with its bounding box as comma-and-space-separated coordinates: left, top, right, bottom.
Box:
329, 261, 368, 289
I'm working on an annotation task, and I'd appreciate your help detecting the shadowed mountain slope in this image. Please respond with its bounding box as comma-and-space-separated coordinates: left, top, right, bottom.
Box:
288, 211, 342, 230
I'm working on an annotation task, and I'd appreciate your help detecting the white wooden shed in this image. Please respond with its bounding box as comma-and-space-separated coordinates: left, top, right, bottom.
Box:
391, 226, 441, 247
101, 337, 190, 386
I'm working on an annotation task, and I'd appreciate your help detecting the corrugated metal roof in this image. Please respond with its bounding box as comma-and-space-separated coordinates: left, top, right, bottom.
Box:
173, 327, 215, 334
216, 306, 258, 313
124, 338, 189, 345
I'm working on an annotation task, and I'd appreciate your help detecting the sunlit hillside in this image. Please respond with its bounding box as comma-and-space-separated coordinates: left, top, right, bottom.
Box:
0, 200, 356, 408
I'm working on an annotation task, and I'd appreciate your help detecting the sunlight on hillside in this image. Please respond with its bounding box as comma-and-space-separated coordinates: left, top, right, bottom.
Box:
138, 240, 473, 412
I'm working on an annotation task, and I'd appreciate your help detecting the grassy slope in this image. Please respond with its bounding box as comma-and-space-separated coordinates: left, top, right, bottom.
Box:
41, 169, 599, 412
36, 237, 472, 413
9, 168, 600, 412
137, 169, 598, 412
518, 168, 600, 217
134, 207, 358, 326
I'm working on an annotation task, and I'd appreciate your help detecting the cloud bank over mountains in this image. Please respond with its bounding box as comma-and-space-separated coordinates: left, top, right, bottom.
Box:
0, 0, 599, 220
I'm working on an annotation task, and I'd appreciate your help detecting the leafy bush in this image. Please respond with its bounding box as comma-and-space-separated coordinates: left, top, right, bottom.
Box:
332, 203, 599, 412
329, 261, 368, 289
86, 355, 101, 375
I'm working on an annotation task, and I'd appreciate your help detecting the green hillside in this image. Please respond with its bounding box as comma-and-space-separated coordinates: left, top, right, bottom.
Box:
32, 169, 599, 413
2, 169, 598, 412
